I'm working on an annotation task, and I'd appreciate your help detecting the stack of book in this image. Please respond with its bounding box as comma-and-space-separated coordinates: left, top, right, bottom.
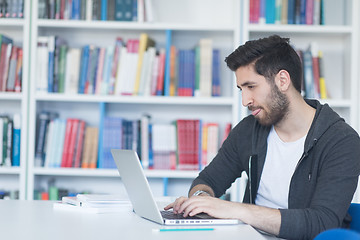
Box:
53, 194, 132, 213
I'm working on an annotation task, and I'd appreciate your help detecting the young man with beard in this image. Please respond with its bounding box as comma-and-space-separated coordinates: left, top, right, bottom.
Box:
164, 35, 360, 239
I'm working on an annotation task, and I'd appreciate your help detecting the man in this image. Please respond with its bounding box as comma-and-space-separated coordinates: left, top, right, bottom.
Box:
165, 35, 360, 239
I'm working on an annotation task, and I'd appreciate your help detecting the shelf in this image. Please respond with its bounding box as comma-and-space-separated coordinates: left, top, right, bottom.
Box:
0, 19, 24, 27
320, 99, 353, 108
37, 19, 235, 32
248, 24, 353, 35
0, 167, 21, 175
34, 93, 234, 105
0, 92, 23, 100
32, 167, 198, 179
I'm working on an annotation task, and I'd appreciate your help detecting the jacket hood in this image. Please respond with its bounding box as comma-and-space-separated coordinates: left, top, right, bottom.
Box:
304, 99, 344, 153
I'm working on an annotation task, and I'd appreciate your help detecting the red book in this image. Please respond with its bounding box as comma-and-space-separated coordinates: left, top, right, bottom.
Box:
0, 43, 12, 91
193, 120, 200, 170
14, 48, 23, 92
61, 119, 73, 167
249, 0, 260, 23
5, 45, 18, 91
312, 56, 320, 98
73, 120, 85, 168
155, 49, 166, 96
66, 118, 80, 167
41, 192, 49, 200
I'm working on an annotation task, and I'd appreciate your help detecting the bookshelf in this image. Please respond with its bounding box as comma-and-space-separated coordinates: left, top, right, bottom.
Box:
2, 0, 357, 203
27, 0, 241, 200
0, 1, 29, 200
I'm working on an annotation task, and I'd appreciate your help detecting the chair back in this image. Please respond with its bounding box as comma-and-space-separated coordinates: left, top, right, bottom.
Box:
349, 203, 360, 232
314, 229, 360, 240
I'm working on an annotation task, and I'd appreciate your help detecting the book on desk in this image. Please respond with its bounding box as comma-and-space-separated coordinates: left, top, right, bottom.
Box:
53, 194, 132, 213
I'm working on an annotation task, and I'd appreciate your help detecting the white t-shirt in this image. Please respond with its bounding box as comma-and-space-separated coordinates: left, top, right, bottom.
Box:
255, 126, 306, 209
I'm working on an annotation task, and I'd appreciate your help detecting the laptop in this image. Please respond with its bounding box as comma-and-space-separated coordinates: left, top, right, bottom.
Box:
110, 149, 240, 225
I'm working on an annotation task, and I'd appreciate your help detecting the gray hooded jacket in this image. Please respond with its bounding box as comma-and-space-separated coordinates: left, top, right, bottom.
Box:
191, 99, 360, 239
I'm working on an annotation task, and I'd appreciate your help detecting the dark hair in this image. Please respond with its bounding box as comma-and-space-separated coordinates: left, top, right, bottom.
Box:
225, 35, 302, 93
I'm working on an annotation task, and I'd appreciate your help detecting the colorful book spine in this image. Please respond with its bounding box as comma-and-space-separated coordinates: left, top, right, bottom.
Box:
12, 114, 21, 167
163, 30, 172, 96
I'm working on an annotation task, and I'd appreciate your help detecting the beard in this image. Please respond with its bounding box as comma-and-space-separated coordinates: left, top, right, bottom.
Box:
250, 84, 290, 126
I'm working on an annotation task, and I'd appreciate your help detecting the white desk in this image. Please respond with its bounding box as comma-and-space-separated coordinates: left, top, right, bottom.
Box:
0, 200, 278, 240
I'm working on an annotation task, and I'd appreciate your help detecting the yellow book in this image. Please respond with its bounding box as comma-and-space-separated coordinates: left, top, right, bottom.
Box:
318, 51, 327, 99
133, 33, 155, 95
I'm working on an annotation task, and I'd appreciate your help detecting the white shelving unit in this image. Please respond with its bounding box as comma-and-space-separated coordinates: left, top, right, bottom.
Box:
27, 0, 241, 200
0, 1, 30, 200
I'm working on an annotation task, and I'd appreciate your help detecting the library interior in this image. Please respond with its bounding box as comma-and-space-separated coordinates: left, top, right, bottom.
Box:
0, 0, 360, 240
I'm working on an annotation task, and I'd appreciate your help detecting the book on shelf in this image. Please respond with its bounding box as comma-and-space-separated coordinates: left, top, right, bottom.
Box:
296, 42, 328, 100
133, 33, 155, 95
198, 38, 213, 97
81, 126, 99, 168
36, 37, 49, 93
0, 42, 12, 92
250, 0, 347, 26
38, 0, 153, 22
151, 123, 177, 170
0, 0, 24, 19
64, 47, 81, 94
0, 35, 22, 93
35, 34, 222, 98
12, 114, 21, 167
0, 114, 22, 167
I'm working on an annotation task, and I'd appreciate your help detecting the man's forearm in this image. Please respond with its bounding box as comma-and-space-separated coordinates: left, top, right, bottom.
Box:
234, 203, 281, 236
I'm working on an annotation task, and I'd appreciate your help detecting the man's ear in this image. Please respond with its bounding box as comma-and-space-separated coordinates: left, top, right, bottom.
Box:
275, 70, 291, 92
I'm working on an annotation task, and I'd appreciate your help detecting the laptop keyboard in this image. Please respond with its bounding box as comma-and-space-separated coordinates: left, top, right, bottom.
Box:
161, 210, 202, 219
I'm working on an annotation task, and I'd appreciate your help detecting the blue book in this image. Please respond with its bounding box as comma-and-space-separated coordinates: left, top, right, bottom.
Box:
189, 49, 195, 96
72, 0, 80, 19
265, 0, 276, 24
163, 30, 172, 96
115, 0, 124, 20
212, 49, 220, 97
78, 45, 90, 94
47, 36, 55, 92
132, 0, 137, 21
0, 34, 13, 55
123, 0, 133, 21
303, 49, 315, 98
259, 0, 266, 23
101, 117, 122, 168
148, 123, 153, 168
101, 0, 108, 21
11, 114, 21, 167
97, 102, 105, 168
299, 0, 306, 24
287, 0, 296, 24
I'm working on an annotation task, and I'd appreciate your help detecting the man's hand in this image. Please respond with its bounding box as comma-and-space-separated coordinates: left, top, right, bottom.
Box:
164, 196, 281, 236
164, 195, 238, 219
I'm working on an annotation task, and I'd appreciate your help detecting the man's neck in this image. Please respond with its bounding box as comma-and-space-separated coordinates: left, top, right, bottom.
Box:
274, 98, 316, 142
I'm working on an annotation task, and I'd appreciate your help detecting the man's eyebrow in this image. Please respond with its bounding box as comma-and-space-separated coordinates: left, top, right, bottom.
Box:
239, 81, 255, 87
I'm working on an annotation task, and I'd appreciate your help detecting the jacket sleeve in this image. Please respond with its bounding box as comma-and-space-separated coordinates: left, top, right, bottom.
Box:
190, 117, 253, 197
279, 132, 360, 240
